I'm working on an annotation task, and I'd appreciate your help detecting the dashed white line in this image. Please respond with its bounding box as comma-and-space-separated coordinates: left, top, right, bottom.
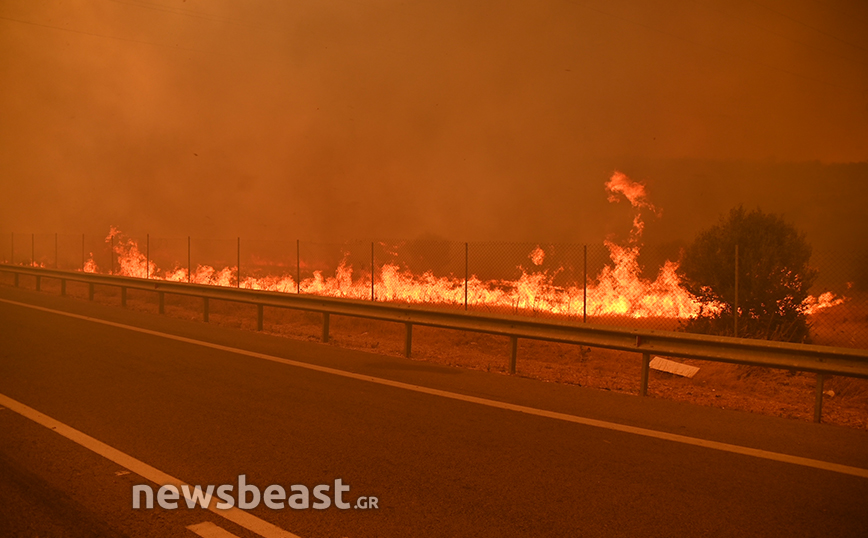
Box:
187, 521, 242, 538
0, 392, 301, 538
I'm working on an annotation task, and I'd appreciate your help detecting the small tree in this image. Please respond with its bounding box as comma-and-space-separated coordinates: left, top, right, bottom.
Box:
678, 206, 817, 342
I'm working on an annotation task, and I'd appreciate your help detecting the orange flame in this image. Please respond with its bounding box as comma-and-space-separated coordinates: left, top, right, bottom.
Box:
529, 246, 545, 266
803, 291, 847, 315
83, 255, 99, 273
85, 174, 842, 320
605, 171, 661, 240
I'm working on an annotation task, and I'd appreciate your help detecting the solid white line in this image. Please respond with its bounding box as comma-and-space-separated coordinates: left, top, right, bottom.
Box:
187, 521, 242, 538
0, 393, 300, 538
3, 297, 868, 480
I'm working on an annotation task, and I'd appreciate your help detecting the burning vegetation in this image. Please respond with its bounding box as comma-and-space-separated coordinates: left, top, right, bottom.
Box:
83, 173, 843, 334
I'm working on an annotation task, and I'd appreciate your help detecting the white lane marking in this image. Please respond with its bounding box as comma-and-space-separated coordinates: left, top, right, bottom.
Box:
187, 521, 242, 538
3, 297, 868, 480
0, 392, 300, 538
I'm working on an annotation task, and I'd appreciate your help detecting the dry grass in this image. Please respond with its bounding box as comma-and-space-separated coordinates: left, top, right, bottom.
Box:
5, 273, 867, 430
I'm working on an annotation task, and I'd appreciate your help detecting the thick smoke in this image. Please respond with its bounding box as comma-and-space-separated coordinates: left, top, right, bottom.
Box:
0, 0, 865, 263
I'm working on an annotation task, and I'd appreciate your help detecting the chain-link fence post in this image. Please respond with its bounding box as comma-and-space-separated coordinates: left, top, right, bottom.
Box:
583, 244, 588, 323
464, 242, 468, 311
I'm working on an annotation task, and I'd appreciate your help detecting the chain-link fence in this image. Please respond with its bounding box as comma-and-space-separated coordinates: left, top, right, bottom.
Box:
2, 231, 864, 349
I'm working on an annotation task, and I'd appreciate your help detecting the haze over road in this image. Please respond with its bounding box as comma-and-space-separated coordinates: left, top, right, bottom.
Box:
1, 284, 867, 537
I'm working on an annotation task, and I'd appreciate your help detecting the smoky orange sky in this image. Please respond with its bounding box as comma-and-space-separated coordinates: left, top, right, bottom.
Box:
1, 0, 866, 260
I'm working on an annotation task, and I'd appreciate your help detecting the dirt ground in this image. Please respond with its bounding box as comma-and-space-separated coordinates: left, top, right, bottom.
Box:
6, 274, 868, 431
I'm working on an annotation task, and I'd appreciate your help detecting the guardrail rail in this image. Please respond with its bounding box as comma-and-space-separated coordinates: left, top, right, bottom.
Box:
3, 263, 867, 423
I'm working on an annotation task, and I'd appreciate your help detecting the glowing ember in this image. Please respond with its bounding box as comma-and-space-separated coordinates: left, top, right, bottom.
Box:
84, 172, 843, 320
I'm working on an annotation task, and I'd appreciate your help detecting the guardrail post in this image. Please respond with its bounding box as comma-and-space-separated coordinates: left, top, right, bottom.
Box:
509, 336, 518, 374
257, 304, 264, 331
35, 275, 40, 291
8, 264, 868, 410
640, 352, 651, 396
158, 291, 165, 314
203, 297, 209, 322
814, 374, 826, 423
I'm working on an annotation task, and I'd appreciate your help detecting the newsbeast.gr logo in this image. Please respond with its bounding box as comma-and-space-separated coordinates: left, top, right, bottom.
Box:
132, 475, 378, 510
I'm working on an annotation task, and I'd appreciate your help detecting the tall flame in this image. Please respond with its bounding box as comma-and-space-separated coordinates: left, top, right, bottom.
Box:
605, 171, 660, 240
84, 173, 841, 320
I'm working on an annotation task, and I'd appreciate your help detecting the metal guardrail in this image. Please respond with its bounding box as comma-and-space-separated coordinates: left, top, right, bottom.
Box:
3, 263, 868, 423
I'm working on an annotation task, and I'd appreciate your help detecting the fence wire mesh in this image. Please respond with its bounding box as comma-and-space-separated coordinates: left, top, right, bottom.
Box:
2, 231, 865, 349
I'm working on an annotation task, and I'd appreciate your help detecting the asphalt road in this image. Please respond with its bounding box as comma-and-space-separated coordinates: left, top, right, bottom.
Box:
1, 283, 867, 537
